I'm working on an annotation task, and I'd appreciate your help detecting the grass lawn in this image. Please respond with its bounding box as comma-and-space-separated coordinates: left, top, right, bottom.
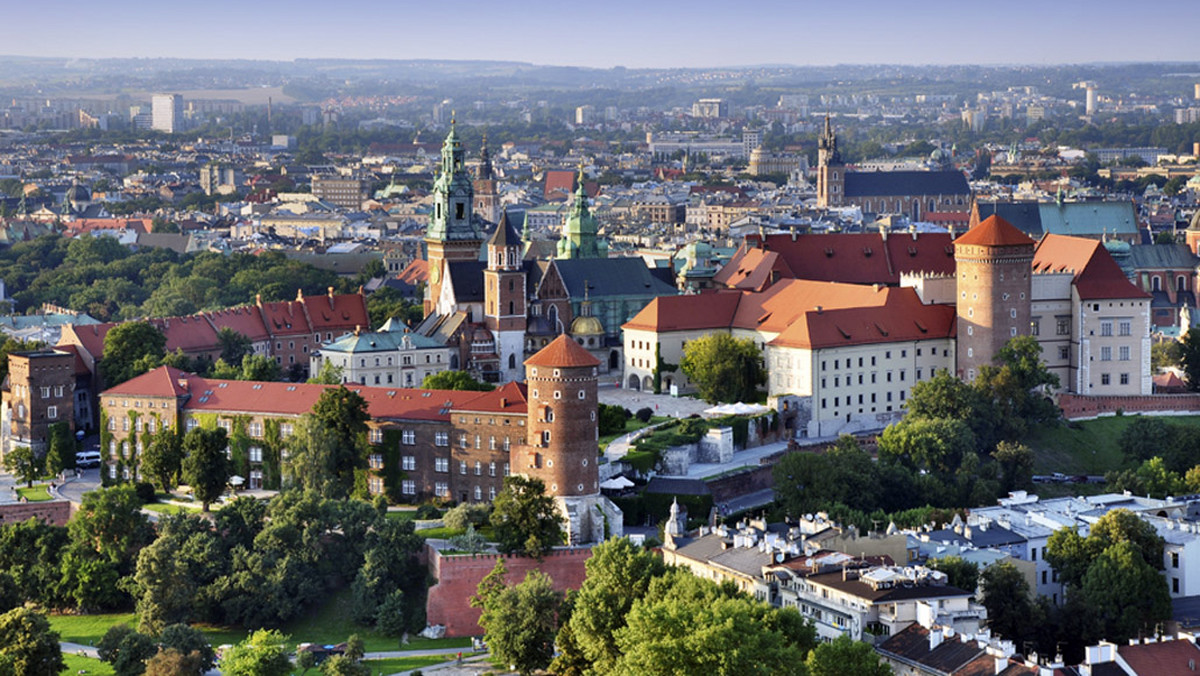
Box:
46, 589, 472, 655
1025, 415, 1200, 474
363, 655, 451, 674
62, 654, 115, 676
142, 502, 201, 515
598, 415, 672, 451
15, 484, 53, 501
48, 613, 138, 646
385, 511, 417, 522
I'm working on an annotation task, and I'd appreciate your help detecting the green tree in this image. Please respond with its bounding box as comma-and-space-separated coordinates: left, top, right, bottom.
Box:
240, 354, 282, 381
307, 360, 344, 385
1181, 329, 1200, 391
219, 630, 292, 676
2, 445, 41, 488
877, 417, 976, 476
613, 572, 811, 676
978, 562, 1034, 643
45, 421, 75, 475
98, 625, 157, 676
141, 426, 183, 492
679, 333, 764, 403
216, 328, 252, 366
350, 518, 426, 635
143, 649, 204, 676
992, 440, 1034, 493
306, 386, 370, 498
181, 427, 230, 511
564, 537, 667, 673
489, 476, 564, 559
319, 655, 370, 676
157, 624, 216, 674
421, 370, 495, 391
1152, 340, 1183, 371
0, 607, 64, 676
805, 635, 892, 676
102, 322, 167, 386
477, 570, 561, 676
597, 403, 631, 436
1082, 541, 1172, 643
1119, 417, 1175, 463
928, 556, 980, 596
68, 484, 154, 572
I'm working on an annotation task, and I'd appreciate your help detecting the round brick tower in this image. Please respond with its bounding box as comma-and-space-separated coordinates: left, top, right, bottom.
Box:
519, 334, 601, 497
954, 215, 1036, 380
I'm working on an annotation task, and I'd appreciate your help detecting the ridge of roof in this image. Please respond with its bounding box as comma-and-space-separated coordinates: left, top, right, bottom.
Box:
954, 215, 1036, 248
525, 334, 601, 368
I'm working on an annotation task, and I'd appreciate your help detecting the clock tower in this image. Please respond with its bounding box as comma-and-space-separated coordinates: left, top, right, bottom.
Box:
484, 211, 528, 382
425, 118, 484, 315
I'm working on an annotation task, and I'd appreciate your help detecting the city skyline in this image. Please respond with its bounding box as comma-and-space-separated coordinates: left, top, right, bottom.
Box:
5, 0, 1200, 69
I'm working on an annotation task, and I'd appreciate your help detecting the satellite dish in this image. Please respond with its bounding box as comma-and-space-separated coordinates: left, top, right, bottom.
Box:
775, 552, 785, 563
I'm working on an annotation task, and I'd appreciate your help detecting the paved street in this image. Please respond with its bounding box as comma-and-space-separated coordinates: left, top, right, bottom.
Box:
55, 467, 101, 503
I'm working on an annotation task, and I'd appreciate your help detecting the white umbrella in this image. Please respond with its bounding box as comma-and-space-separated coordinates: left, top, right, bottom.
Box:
229, 475, 245, 486
600, 476, 634, 490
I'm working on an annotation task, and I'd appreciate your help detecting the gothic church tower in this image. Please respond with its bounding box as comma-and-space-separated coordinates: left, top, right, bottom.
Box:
484, 212, 527, 382
816, 115, 845, 208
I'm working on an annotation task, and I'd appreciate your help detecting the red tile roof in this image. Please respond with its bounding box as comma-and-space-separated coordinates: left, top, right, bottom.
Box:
1117, 639, 1200, 676
1033, 234, 1151, 300
622, 292, 743, 332
302, 291, 369, 332
732, 231, 956, 286
150, 315, 221, 354
954, 215, 1035, 247
201, 306, 270, 342
770, 288, 956, 350
453, 381, 528, 414
525, 334, 601, 368
623, 279, 900, 339
711, 247, 794, 291
103, 366, 501, 421
397, 259, 429, 284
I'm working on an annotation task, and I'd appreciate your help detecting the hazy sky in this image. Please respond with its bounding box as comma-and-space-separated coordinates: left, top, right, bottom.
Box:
7, 0, 1200, 68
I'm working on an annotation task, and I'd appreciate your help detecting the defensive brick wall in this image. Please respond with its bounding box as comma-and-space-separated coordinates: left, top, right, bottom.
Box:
0, 499, 72, 527
1058, 393, 1200, 420
425, 545, 592, 637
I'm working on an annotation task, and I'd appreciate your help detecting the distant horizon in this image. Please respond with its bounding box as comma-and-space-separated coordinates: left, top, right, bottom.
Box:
6, 0, 1200, 69
4, 54, 1200, 71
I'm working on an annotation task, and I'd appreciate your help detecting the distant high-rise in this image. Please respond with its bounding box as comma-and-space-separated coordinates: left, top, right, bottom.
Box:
1194, 83, 1200, 100
1085, 85, 1097, 116
151, 94, 183, 133
692, 98, 727, 118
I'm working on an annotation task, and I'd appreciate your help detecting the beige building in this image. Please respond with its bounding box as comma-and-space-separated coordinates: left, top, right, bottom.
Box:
623, 280, 955, 437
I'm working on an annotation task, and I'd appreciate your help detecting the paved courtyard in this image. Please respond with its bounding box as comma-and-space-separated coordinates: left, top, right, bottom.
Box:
597, 386, 712, 419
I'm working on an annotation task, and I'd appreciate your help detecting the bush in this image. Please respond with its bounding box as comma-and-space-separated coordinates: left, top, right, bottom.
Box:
415, 503, 442, 520
443, 503, 491, 530
599, 403, 632, 436
635, 407, 653, 423
135, 482, 157, 504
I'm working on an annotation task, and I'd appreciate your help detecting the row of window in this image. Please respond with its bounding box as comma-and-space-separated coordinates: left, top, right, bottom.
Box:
1098, 346, 1132, 361
821, 369, 910, 389
821, 390, 906, 410
1098, 373, 1131, 386
820, 348, 943, 372
34, 385, 66, 399
419, 483, 496, 501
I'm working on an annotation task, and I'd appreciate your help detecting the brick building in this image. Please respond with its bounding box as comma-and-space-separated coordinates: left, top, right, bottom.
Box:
0, 350, 76, 461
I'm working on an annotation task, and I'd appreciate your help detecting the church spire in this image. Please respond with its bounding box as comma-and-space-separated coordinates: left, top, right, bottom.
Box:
478, 131, 493, 181
426, 120, 481, 244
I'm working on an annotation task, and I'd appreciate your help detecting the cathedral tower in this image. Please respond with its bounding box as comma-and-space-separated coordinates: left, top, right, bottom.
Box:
424, 119, 483, 315
816, 115, 845, 208
518, 335, 622, 544
954, 215, 1035, 380
473, 133, 501, 225
556, 167, 608, 260
484, 212, 527, 382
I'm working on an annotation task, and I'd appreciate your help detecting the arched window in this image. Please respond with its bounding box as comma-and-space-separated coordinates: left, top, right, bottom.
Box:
508, 354, 517, 369
1179, 275, 1187, 291
1153, 276, 1162, 291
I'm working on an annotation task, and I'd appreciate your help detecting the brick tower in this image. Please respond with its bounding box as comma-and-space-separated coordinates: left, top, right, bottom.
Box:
517, 335, 622, 545
954, 215, 1036, 380
816, 114, 845, 208
484, 211, 527, 383
0, 350, 75, 461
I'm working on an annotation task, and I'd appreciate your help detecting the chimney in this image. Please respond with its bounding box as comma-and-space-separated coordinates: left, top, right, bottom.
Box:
255, 293, 262, 306
500, 397, 507, 408
929, 627, 943, 651
816, 305, 823, 314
